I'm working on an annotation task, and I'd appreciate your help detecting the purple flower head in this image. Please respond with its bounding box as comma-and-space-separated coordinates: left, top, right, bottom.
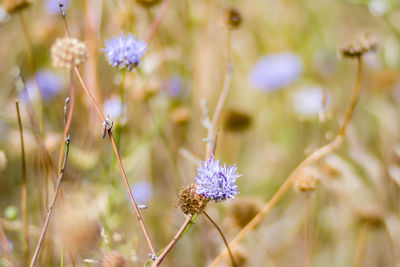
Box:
44, 0, 70, 15
103, 95, 126, 119
195, 155, 240, 202
130, 181, 153, 204
24, 70, 64, 101
102, 33, 147, 71
249, 53, 302, 92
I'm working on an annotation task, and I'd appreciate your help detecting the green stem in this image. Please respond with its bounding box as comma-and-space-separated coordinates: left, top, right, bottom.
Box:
115, 69, 127, 149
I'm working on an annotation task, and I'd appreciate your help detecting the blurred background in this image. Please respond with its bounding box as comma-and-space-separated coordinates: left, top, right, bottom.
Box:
1, 0, 400, 266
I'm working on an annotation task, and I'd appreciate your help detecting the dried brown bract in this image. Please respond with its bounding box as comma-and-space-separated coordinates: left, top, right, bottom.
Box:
3, 0, 31, 14
224, 8, 242, 29
224, 109, 251, 132
294, 167, 319, 192
339, 34, 377, 58
178, 184, 208, 216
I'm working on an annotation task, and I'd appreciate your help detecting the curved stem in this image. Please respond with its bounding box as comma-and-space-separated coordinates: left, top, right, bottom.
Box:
203, 211, 236, 267
208, 56, 364, 267
54, 5, 157, 255
303, 193, 311, 267
16, 101, 29, 267
29, 71, 75, 267
151, 215, 194, 267
205, 29, 233, 159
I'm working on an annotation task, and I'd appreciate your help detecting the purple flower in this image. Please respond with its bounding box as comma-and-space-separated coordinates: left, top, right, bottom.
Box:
103, 95, 126, 119
131, 181, 153, 204
165, 76, 184, 98
44, 0, 70, 15
249, 53, 302, 92
293, 87, 330, 116
24, 70, 64, 101
195, 155, 240, 202
102, 33, 147, 71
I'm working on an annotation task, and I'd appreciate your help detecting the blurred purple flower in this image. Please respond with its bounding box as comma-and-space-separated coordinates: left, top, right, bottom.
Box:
130, 181, 153, 204
24, 70, 64, 101
102, 33, 147, 71
44, 0, 70, 15
293, 87, 329, 116
195, 155, 240, 202
103, 95, 126, 119
165, 76, 184, 98
249, 53, 302, 92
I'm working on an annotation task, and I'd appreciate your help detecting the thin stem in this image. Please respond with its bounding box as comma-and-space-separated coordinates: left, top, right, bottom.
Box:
29, 71, 75, 267
144, 0, 173, 44
303, 193, 311, 267
352, 223, 369, 267
203, 211, 236, 267
205, 28, 233, 159
57, 72, 75, 175
0, 220, 12, 266
115, 69, 127, 149
19, 12, 35, 75
338, 56, 363, 136
151, 215, 194, 267
56, 4, 156, 254
107, 130, 156, 255
16, 101, 29, 267
205, 63, 233, 159
29, 136, 70, 267
73, 67, 104, 121
208, 55, 364, 267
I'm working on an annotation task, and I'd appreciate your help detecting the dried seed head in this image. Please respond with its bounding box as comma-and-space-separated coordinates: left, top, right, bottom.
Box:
339, 34, 378, 58
224, 8, 242, 29
294, 167, 319, 192
228, 197, 262, 228
3, 0, 31, 14
354, 203, 384, 227
135, 0, 162, 7
178, 184, 208, 216
51, 38, 88, 69
101, 251, 127, 267
224, 109, 251, 132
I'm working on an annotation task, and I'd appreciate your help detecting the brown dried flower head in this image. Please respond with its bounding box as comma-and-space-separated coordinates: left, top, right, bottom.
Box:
228, 197, 262, 228
135, 0, 162, 8
339, 34, 377, 58
101, 251, 127, 267
294, 167, 319, 192
178, 184, 208, 216
51, 38, 88, 69
224, 8, 242, 29
224, 109, 251, 132
3, 0, 31, 14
